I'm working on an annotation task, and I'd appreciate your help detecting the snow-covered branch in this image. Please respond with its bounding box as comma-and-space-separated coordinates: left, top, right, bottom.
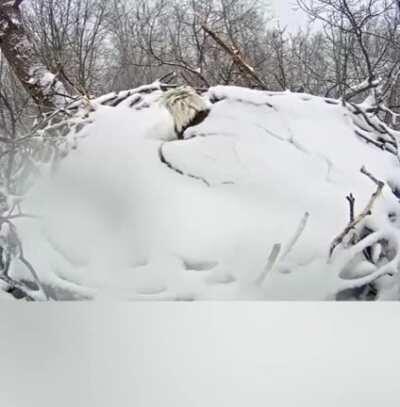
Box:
0, 1, 68, 110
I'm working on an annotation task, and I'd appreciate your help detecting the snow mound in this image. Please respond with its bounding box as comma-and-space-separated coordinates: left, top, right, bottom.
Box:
12, 84, 400, 300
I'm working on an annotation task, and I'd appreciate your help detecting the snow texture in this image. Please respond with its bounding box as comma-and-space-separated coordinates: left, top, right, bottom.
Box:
11, 85, 400, 300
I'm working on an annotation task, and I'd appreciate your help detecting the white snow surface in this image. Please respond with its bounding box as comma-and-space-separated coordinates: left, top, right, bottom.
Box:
13, 85, 400, 300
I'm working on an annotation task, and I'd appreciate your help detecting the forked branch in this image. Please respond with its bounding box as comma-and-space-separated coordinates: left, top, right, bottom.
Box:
329, 167, 385, 257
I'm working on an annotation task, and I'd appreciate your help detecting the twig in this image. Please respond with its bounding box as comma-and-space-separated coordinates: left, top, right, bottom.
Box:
281, 212, 310, 260
361, 166, 385, 187
158, 72, 177, 83
255, 243, 282, 285
346, 193, 355, 222
329, 167, 385, 257
354, 130, 396, 155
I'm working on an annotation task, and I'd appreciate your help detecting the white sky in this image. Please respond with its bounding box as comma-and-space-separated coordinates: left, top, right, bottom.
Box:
270, 0, 309, 31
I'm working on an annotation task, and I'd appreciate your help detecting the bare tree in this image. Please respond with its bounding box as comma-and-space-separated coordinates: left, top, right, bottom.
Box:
105, 0, 272, 90
298, 0, 400, 103
0, 0, 68, 110
23, 0, 112, 96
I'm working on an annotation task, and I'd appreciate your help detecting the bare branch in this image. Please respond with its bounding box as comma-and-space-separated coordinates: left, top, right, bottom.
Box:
201, 24, 268, 90
329, 166, 385, 257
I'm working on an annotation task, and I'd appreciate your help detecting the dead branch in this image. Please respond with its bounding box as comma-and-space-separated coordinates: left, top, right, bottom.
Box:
201, 24, 268, 90
329, 167, 385, 257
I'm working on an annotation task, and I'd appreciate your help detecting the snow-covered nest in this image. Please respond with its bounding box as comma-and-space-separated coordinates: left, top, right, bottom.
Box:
7, 83, 400, 300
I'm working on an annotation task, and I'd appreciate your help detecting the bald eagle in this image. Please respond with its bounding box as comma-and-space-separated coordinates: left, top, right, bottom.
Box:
160, 86, 210, 139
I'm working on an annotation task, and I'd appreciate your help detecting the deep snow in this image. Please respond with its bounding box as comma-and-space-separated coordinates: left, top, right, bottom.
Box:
10, 84, 400, 300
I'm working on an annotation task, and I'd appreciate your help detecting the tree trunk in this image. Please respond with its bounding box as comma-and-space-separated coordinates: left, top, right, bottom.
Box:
0, 0, 67, 111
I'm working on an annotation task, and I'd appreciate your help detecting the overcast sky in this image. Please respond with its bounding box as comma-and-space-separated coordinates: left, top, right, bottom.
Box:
270, 0, 309, 31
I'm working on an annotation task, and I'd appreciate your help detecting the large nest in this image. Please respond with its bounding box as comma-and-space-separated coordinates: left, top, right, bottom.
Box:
1, 82, 400, 301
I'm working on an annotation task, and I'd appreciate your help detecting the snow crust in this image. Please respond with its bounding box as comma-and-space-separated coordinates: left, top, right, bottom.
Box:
13, 86, 400, 300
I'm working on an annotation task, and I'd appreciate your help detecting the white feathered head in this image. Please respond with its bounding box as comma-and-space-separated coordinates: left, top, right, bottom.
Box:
160, 86, 210, 139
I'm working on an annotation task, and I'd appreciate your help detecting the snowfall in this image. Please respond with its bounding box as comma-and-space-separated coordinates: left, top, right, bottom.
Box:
7, 83, 400, 301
